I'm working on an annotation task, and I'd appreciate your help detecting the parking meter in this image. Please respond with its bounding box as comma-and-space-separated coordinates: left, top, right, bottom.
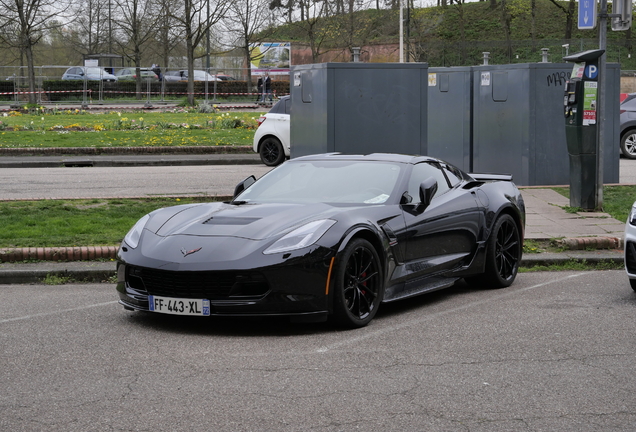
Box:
562, 49, 604, 210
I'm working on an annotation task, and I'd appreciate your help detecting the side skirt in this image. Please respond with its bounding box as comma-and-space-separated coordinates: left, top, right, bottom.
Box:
382, 276, 459, 303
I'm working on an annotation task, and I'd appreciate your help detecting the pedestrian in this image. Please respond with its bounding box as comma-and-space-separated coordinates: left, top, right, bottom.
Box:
152, 64, 162, 81
262, 73, 272, 102
256, 76, 263, 102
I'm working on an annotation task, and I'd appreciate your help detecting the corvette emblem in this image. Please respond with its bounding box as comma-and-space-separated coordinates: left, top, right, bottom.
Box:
181, 247, 202, 257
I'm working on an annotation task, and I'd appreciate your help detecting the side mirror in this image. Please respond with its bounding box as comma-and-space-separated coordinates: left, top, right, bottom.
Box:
233, 175, 256, 198
417, 177, 438, 212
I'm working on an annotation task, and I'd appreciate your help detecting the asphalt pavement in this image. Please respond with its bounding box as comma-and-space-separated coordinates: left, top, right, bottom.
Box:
0, 151, 629, 283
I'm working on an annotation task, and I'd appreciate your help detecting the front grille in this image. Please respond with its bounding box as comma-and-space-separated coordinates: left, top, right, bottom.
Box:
126, 265, 269, 299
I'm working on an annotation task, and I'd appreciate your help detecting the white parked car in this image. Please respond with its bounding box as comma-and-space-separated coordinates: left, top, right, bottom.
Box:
62, 67, 117, 82
252, 96, 290, 166
163, 70, 221, 82
625, 201, 636, 291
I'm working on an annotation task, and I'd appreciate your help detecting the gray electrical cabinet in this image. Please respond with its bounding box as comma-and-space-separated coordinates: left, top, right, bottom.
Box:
290, 62, 429, 158
471, 63, 619, 186
427, 67, 472, 172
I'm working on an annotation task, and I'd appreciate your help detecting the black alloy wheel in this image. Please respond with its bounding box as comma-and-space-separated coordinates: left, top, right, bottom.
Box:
332, 238, 383, 328
259, 137, 285, 166
468, 213, 521, 288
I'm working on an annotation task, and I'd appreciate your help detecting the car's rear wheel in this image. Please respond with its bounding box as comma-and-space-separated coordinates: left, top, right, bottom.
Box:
332, 238, 383, 328
259, 137, 285, 166
621, 131, 636, 159
630, 278, 636, 292
468, 214, 521, 288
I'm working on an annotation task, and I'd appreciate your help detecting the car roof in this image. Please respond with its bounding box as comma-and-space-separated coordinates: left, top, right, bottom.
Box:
291, 152, 440, 165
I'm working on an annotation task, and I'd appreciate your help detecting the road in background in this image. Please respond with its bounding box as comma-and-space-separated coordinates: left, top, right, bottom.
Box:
1, 158, 634, 202
1, 270, 634, 431
0, 164, 273, 200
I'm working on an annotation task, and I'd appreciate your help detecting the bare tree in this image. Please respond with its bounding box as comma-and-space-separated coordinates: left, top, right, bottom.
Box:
547, 0, 576, 39
292, 1, 332, 63
114, 0, 162, 98
269, 0, 297, 23
170, 0, 229, 105
67, 0, 111, 56
0, 0, 72, 104
224, 0, 278, 91
154, 0, 182, 70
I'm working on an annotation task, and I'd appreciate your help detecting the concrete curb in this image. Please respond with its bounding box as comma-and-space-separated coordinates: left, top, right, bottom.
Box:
0, 147, 262, 168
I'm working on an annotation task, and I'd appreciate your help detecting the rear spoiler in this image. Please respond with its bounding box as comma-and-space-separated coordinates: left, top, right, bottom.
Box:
469, 173, 513, 182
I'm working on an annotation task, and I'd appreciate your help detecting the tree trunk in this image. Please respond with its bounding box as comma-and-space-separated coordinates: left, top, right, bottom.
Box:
25, 40, 37, 105
186, 39, 195, 106
531, 0, 536, 50
565, 0, 575, 39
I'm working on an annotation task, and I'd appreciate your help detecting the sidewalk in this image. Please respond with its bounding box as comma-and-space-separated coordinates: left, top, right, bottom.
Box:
0, 152, 627, 284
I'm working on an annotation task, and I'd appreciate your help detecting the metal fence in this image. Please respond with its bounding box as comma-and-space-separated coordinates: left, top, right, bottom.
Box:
2, 57, 636, 108
0, 65, 289, 108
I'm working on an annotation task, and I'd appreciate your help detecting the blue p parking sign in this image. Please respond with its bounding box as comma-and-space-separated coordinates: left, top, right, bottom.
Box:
585, 64, 599, 80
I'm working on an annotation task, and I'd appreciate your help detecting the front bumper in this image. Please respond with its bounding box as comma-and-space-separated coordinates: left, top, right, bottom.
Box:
116, 252, 334, 320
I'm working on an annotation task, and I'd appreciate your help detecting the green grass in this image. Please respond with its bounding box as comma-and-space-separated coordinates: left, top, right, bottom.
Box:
520, 259, 623, 272
551, 185, 636, 223
0, 111, 259, 148
0, 197, 220, 248
0, 128, 255, 148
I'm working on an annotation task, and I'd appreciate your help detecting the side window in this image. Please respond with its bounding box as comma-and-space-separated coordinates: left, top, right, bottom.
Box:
283, 98, 291, 114
407, 162, 450, 203
441, 163, 462, 187
270, 100, 283, 114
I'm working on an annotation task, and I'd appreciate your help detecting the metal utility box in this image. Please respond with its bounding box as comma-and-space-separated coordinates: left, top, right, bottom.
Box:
471, 62, 619, 186
290, 62, 429, 158
427, 67, 472, 172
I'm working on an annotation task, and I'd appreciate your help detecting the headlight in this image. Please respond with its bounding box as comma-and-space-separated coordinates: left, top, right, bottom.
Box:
630, 203, 636, 226
263, 219, 336, 255
123, 214, 150, 249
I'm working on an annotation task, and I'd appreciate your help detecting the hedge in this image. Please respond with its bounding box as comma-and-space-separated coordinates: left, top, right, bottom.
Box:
38, 80, 291, 102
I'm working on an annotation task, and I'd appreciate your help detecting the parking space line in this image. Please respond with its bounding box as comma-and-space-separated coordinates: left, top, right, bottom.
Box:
315, 273, 588, 354
0, 301, 118, 324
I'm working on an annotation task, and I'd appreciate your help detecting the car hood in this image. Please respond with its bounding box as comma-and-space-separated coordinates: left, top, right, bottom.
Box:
147, 202, 345, 241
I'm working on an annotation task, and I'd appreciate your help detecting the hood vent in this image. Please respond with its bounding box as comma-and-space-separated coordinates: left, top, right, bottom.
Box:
202, 216, 261, 226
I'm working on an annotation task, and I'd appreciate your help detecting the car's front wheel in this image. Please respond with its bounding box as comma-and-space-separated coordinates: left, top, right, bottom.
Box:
630, 278, 636, 292
332, 238, 384, 328
259, 137, 285, 166
621, 131, 636, 159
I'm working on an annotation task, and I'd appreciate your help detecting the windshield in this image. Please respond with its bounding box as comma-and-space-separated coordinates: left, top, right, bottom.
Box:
236, 160, 405, 205
85, 67, 108, 75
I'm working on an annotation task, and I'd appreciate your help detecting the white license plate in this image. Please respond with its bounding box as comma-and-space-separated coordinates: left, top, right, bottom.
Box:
148, 295, 210, 316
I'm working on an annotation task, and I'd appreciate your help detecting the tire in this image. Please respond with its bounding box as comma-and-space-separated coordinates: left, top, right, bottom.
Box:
630, 278, 636, 292
259, 137, 285, 166
621, 131, 636, 159
332, 238, 384, 328
468, 214, 521, 288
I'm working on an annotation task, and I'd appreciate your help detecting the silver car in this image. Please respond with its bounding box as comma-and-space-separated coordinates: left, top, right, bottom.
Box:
62, 67, 118, 82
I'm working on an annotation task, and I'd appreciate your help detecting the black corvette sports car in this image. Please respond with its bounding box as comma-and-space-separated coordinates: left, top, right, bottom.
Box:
116, 153, 525, 328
